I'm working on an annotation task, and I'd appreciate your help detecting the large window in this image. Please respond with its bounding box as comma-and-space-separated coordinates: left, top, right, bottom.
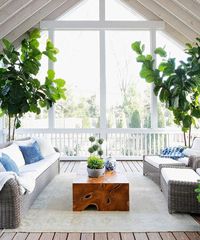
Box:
106, 31, 151, 128
54, 31, 100, 128
19, 0, 186, 131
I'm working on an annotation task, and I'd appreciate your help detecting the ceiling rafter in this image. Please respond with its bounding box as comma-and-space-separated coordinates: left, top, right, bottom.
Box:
0, 0, 52, 39
135, 0, 198, 42
173, 0, 200, 21
0, 0, 33, 25
122, 0, 190, 45
2, 0, 80, 45
0, 0, 11, 9
153, 0, 200, 35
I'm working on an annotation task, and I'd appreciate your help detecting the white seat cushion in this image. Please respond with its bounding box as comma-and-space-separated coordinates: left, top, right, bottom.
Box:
161, 168, 200, 183
0, 143, 25, 168
19, 152, 60, 179
177, 157, 189, 165
145, 156, 183, 168
196, 168, 200, 176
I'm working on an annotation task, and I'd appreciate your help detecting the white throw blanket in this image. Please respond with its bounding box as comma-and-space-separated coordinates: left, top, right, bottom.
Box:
0, 171, 36, 194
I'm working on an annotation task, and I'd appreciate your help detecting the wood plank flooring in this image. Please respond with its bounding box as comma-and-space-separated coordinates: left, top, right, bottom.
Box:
1, 161, 200, 240
1, 232, 200, 240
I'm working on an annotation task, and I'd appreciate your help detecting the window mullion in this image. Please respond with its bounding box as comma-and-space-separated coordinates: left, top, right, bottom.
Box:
48, 29, 55, 129
150, 30, 158, 129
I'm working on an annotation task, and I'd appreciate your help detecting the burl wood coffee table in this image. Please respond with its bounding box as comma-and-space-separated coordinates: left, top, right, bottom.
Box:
72, 163, 129, 211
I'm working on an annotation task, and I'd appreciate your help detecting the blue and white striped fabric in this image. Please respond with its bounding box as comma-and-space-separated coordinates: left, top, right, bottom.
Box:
160, 147, 185, 160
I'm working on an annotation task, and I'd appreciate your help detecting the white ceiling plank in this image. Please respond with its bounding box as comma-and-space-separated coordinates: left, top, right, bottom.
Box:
0, 0, 33, 25
122, 0, 190, 45
0, 0, 11, 9
45, 0, 82, 20
136, 0, 198, 41
174, 0, 200, 21
3, 0, 75, 43
0, 0, 52, 39
153, 0, 200, 34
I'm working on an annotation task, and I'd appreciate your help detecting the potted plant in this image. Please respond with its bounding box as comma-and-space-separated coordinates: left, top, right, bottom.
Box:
87, 136, 105, 177
0, 29, 66, 141
131, 38, 200, 147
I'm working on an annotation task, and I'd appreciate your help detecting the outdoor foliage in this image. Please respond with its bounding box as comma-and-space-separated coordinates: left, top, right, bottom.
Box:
131, 38, 200, 147
195, 180, 200, 203
0, 29, 66, 140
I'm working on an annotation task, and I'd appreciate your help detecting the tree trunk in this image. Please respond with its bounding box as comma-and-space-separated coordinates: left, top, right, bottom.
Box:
183, 132, 187, 147
188, 127, 191, 148
12, 116, 17, 141
8, 115, 11, 142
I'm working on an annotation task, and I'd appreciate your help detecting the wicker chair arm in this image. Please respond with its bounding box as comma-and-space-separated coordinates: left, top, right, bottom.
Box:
0, 178, 21, 228
159, 163, 187, 171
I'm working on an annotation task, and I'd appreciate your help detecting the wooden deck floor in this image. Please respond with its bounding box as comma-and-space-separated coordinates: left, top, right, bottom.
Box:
1, 161, 200, 240
1, 231, 200, 240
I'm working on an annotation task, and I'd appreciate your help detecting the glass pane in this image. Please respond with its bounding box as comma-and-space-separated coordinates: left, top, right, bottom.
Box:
106, 31, 151, 128
58, 0, 99, 20
54, 31, 100, 128
156, 32, 187, 129
106, 0, 145, 21
20, 31, 49, 128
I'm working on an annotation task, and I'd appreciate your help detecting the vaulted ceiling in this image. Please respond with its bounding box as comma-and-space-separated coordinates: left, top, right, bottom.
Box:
0, 0, 199, 48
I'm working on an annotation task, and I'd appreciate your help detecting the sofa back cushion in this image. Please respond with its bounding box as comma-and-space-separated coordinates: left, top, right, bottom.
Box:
19, 141, 44, 164
0, 143, 25, 168
192, 137, 200, 150
34, 138, 56, 157
0, 153, 19, 175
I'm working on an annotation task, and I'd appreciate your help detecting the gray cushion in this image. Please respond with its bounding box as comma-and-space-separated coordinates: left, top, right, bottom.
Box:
0, 162, 6, 172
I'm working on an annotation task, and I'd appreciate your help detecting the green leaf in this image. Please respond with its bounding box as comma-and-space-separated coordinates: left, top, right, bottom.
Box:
136, 55, 146, 62
47, 69, 55, 80
131, 41, 143, 55
191, 108, 200, 118
53, 78, 65, 87
29, 28, 40, 39
2, 39, 13, 50
154, 47, 167, 57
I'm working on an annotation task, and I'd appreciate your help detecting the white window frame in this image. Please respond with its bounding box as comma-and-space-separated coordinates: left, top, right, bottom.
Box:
40, 0, 165, 132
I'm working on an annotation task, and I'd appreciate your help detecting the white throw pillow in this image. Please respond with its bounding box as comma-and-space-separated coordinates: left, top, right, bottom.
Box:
192, 137, 200, 150
0, 143, 25, 168
15, 138, 35, 146
33, 138, 55, 157
183, 148, 200, 157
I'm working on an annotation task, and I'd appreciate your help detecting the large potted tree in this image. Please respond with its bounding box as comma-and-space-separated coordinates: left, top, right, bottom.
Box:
0, 29, 66, 140
131, 38, 200, 147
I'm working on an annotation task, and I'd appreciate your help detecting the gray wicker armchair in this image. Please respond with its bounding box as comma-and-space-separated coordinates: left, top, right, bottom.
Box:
160, 165, 200, 214
0, 179, 21, 229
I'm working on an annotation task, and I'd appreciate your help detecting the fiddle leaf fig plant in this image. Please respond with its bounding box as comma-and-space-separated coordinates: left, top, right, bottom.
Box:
0, 28, 66, 141
131, 38, 200, 147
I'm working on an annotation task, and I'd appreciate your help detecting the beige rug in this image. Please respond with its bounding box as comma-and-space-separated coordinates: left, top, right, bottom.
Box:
14, 172, 200, 232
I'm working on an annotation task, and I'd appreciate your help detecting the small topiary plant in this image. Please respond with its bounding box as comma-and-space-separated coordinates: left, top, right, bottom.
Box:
88, 136, 104, 158
87, 156, 104, 169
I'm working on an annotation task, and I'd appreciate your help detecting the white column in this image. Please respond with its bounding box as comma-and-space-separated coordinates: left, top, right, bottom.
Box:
150, 30, 158, 129
48, 29, 55, 129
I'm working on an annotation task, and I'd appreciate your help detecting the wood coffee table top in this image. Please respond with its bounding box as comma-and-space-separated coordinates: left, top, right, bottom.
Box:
73, 162, 129, 184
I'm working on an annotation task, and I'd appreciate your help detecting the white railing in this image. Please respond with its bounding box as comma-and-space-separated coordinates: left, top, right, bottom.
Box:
4, 128, 199, 160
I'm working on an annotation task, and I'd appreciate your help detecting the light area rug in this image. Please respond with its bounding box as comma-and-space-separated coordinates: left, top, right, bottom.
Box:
14, 172, 200, 232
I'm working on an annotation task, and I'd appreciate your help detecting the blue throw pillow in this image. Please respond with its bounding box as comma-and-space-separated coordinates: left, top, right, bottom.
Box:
160, 146, 185, 159
19, 141, 43, 164
0, 153, 20, 175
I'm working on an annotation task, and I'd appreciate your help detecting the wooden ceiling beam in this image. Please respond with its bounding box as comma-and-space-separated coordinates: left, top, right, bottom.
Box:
173, 0, 200, 21
135, 0, 198, 41
0, 0, 33, 25
153, 0, 200, 34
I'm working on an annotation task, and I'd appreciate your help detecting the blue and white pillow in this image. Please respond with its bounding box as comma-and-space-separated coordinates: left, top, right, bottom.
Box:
160, 146, 185, 160
19, 141, 44, 164
0, 153, 20, 175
